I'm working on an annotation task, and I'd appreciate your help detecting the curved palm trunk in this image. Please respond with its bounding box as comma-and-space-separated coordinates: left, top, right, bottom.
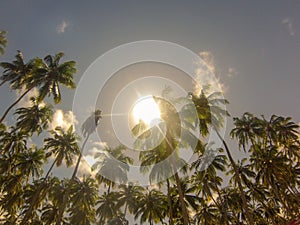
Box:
166, 179, 175, 225
215, 128, 254, 225
56, 134, 90, 225
174, 173, 189, 225
71, 134, 89, 179
44, 157, 58, 179
0, 87, 32, 123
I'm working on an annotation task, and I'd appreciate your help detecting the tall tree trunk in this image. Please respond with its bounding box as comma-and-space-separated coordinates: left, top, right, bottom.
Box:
56, 134, 90, 225
0, 87, 32, 123
174, 173, 189, 225
166, 179, 174, 225
71, 134, 89, 179
44, 157, 58, 179
215, 128, 254, 225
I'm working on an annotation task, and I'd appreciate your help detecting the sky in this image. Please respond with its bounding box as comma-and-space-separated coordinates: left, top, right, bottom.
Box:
1, 0, 300, 180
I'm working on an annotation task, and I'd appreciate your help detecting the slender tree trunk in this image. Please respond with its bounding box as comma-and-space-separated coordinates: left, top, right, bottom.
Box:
56, 134, 90, 225
71, 134, 89, 179
0, 87, 32, 123
166, 179, 174, 225
124, 202, 128, 217
44, 157, 58, 179
215, 128, 254, 225
174, 173, 189, 225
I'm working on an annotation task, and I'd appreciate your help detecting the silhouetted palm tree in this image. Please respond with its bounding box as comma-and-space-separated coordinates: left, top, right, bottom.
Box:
68, 177, 98, 225
14, 97, 53, 136
134, 188, 167, 225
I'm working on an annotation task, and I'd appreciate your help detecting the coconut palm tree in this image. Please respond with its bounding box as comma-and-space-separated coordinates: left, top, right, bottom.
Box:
14, 97, 53, 136
44, 126, 80, 179
56, 110, 101, 225
0, 30, 7, 55
230, 112, 262, 150
97, 191, 120, 224
134, 188, 167, 225
93, 145, 133, 192
190, 90, 254, 225
67, 177, 98, 225
133, 94, 197, 225
19, 126, 80, 224
32, 52, 77, 104
115, 182, 144, 217
13, 146, 46, 180
20, 177, 58, 224
0, 52, 76, 123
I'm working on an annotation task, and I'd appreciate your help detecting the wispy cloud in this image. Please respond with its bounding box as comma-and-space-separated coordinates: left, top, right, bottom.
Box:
194, 51, 227, 95
56, 20, 70, 34
50, 109, 78, 130
282, 17, 295, 36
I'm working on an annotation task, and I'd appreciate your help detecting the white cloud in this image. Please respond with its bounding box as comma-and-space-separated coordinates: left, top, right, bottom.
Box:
282, 17, 295, 36
56, 20, 70, 34
194, 51, 227, 95
50, 109, 78, 131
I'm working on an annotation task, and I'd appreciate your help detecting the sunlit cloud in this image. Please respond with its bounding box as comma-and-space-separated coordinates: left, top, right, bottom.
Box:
282, 17, 295, 36
50, 109, 78, 130
56, 20, 70, 34
194, 51, 227, 95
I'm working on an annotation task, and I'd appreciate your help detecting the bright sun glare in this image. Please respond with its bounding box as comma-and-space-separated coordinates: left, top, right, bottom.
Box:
132, 95, 161, 126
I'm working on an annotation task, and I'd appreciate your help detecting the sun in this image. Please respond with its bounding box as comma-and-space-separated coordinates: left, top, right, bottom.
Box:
132, 95, 161, 126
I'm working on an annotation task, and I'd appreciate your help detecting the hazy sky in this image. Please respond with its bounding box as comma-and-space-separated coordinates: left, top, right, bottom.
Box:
0, 1, 300, 180
1, 0, 299, 118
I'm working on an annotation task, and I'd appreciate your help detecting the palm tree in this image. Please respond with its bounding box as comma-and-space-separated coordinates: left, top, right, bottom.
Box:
44, 126, 80, 179
0, 30, 7, 55
32, 52, 77, 104
134, 188, 167, 225
0, 52, 76, 123
116, 183, 144, 218
193, 200, 218, 225
97, 191, 120, 224
0, 51, 34, 122
14, 97, 53, 136
40, 178, 69, 225
93, 145, 133, 192
230, 112, 262, 150
190, 90, 254, 225
68, 177, 98, 225
72, 109, 102, 179
56, 110, 101, 225
21, 177, 58, 224
133, 93, 196, 225
13, 146, 46, 180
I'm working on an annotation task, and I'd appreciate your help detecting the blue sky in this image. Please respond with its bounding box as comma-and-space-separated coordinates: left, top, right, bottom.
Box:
1, 1, 300, 180
1, 0, 299, 120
